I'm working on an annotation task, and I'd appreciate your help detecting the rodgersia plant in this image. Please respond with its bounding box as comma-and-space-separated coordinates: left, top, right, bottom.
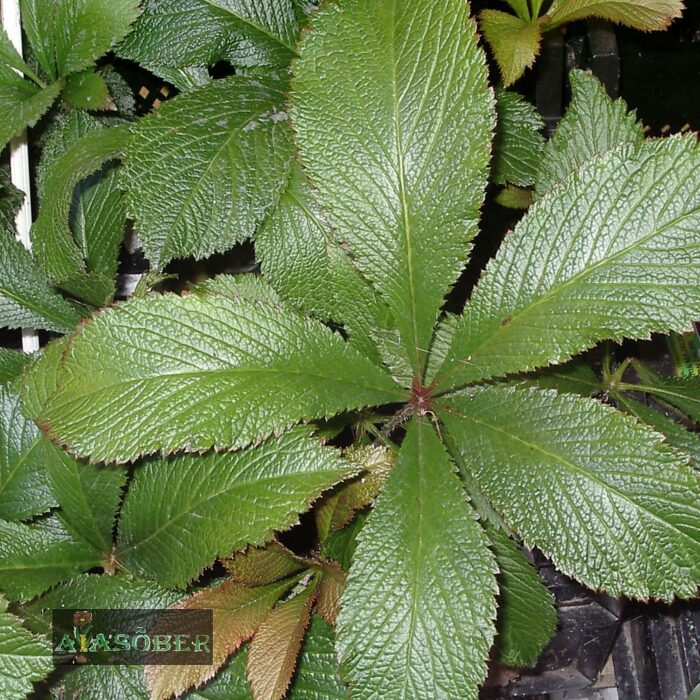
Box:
0, 1, 698, 699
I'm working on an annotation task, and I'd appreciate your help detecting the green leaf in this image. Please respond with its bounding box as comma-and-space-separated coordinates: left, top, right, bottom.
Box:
191, 274, 282, 305
256, 165, 337, 321
183, 647, 252, 700
118, 0, 304, 74
0, 27, 40, 81
493, 89, 545, 187
123, 75, 293, 270
480, 10, 541, 87
19, 0, 141, 79
224, 545, 305, 588
0, 385, 56, 521
0, 348, 31, 385
19, 336, 69, 421
613, 392, 700, 469
32, 123, 131, 305
631, 360, 700, 423
514, 360, 601, 396
62, 69, 111, 110
38, 110, 126, 281
0, 594, 52, 700
41, 293, 405, 463
0, 167, 23, 236
48, 450, 126, 553
336, 417, 498, 700
0, 68, 62, 156
63, 665, 149, 700
321, 511, 367, 572
287, 615, 346, 700
545, 0, 684, 31
0, 515, 102, 601
495, 184, 533, 209
436, 137, 700, 392
117, 428, 355, 587
439, 385, 700, 600
291, 0, 494, 374
535, 69, 643, 197
489, 527, 557, 669
0, 231, 84, 332
247, 584, 316, 700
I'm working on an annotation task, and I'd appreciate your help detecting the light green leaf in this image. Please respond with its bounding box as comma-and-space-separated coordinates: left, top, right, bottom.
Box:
124, 76, 292, 270
0, 348, 32, 385
41, 293, 405, 463
436, 137, 700, 392
0, 515, 102, 601
489, 527, 557, 669
32, 123, 131, 305
0, 231, 84, 332
0, 594, 53, 700
613, 392, 700, 469
0, 385, 56, 521
631, 360, 700, 423
292, 0, 494, 374
19, 336, 68, 421
535, 69, 643, 197
38, 110, 126, 281
0, 69, 62, 153
48, 450, 126, 553
493, 89, 545, 187
336, 417, 498, 700
545, 0, 684, 31
191, 274, 282, 305
148, 65, 212, 93
480, 10, 541, 87
117, 428, 356, 587
439, 385, 700, 600
62, 69, 111, 110
495, 184, 534, 209
118, 0, 304, 74
19, 0, 141, 79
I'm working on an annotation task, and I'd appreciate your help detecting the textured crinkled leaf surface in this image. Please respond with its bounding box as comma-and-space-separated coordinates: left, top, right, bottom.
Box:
437, 137, 700, 391
119, 0, 304, 74
19, 0, 141, 79
292, 0, 493, 373
117, 428, 355, 586
0, 386, 56, 521
493, 89, 545, 187
0, 232, 83, 333
632, 360, 700, 423
19, 336, 69, 422
337, 417, 498, 700
124, 76, 293, 269
545, 0, 684, 31
0, 595, 52, 700
0, 348, 31, 385
480, 10, 541, 87
535, 69, 643, 197
0, 515, 101, 601
439, 386, 700, 600
41, 293, 405, 463
489, 527, 557, 668
38, 111, 126, 280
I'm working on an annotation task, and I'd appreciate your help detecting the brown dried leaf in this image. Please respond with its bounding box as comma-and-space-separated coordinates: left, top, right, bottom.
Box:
246, 584, 317, 700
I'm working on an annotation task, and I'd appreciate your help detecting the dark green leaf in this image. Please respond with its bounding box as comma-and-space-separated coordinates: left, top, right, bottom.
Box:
631, 360, 700, 423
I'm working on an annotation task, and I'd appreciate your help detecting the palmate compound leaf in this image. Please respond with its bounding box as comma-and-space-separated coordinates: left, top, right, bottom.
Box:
117, 427, 357, 587
336, 416, 498, 700
534, 69, 643, 197
544, 0, 685, 32
41, 293, 406, 463
123, 76, 293, 270
438, 385, 700, 600
118, 0, 305, 77
19, 0, 141, 80
488, 526, 557, 669
291, 0, 494, 375
435, 136, 700, 392
0, 594, 52, 700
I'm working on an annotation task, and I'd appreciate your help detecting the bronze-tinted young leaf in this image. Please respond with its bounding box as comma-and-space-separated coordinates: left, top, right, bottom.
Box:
146, 578, 292, 700
224, 545, 305, 588
314, 565, 344, 627
247, 584, 316, 700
